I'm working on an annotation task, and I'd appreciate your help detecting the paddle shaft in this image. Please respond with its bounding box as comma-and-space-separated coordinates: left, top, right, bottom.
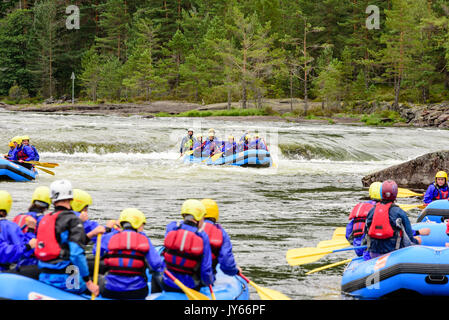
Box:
91, 233, 102, 300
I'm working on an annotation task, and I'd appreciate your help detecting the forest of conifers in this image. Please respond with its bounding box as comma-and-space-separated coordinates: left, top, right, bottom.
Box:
0, 0, 449, 112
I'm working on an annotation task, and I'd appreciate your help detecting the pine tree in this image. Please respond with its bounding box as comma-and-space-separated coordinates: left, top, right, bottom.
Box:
31, 0, 61, 98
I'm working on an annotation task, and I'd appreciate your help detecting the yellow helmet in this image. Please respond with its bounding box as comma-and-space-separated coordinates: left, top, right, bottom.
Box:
31, 186, 51, 207
11, 136, 22, 145
201, 199, 219, 221
228, 135, 234, 140
119, 208, 146, 229
435, 171, 448, 182
181, 199, 206, 221
70, 189, 92, 213
368, 182, 382, 200
8, 141, 14, 148
0, 190, 13, 214
21, 135, 30, 141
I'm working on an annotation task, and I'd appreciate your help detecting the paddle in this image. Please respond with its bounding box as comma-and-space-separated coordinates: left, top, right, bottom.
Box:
316, 239, 351, 250
398, 203, 426, 211
397, 188, 424, 198
35, 166, 55, 176
164, 270, 210, 300
305, 258, 353, 275
91, 233, 102, 300
286, 245, 367, 266
25, 161, 59, 168
210, 152, 224, 162
238, 272, 291, 300
209, 284, 216, 300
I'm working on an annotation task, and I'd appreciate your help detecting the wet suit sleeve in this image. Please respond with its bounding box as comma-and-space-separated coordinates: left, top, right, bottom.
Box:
199, 234, 214, 286
397, 208, 419, 245
22, 146, 35, 161
423, 184, 436, 204
217, 228, 238, 276
145, 237, 165, 273
66, 214, 90, 280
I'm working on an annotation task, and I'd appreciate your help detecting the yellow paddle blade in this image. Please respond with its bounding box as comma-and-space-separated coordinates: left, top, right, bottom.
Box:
184, 150, 194, 156
286, 247, 333, 266
35, 166, 55, 176
211, 152, 223, 162
398, 203, 426, 211
249, 281, 291, 300
305, 258, 352, 275
317, 239, 350, 250
331, 227, 347, 240
175, 278, 210, 300
25, 161, 59, 168
397, 188, 423, 198
164, 270, 210, 300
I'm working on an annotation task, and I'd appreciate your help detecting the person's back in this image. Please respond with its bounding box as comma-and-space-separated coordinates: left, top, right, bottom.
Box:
160, 199, 213, 292
201, 199, 239, 277
35, 179, 98, 296
346, 182, 381, 257
0, 190, 36, 272
364, 180, 426, 260
98, 208, 164, 299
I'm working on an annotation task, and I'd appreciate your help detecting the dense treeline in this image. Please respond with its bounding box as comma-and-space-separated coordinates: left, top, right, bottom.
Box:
1, 0, 449, 113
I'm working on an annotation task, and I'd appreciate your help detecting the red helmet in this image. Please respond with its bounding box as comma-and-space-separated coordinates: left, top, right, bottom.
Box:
381, 180, 398, 201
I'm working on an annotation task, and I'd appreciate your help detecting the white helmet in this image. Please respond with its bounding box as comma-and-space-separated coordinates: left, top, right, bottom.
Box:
50, 179, 73, 203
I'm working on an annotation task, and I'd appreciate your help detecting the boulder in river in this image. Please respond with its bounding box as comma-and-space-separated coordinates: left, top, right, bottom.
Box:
361, 150, 449, 190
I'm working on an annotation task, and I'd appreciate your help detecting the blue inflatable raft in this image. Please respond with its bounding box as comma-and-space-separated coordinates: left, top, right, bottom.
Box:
340, 221, 449, 299
0, 158, 38, 182
417, 199, 449, 223
183, 149, 272, 168
0, 266, 249, 300
341, 245, 449, 299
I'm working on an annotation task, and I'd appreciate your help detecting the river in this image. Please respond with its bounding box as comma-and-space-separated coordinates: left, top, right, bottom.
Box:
1, 109, 449, 299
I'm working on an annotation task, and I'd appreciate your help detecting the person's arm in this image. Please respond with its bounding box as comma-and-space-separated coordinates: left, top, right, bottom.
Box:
23, 146, 35, 161
217, 228, 238, 276
200, 235, 214, 286
423, 185, 436, 204
145, 237, 165, 273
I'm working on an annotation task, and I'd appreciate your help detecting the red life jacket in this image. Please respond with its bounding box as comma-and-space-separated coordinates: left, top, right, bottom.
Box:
35, 211, 64, 262
367, 202, 395, 239
435, 184, 449, 200
202, 222, 223, 267
163, 228, 204, 275
13, 214, 32, 233
104, 231, 150, 276
17, 148, 27, 161
348, 202, 374, 238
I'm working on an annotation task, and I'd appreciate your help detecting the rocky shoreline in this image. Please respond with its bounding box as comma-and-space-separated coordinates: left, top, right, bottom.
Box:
1, 99, 449, 127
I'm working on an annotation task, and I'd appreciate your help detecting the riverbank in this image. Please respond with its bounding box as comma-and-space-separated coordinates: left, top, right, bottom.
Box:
1, 98, 449, 128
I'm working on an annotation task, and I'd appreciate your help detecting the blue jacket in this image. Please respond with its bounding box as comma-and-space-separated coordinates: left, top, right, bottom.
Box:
423, 183, 449, 204
249, 139, 267, 150
0, 219, 33, 271
12, 145, 37, 161
223, 142, 237, 156
7, 147, 15, 159
72, 211, 101, 244
204, 220, 238, 276
346, 200, 377, 257
364, 202, 418, 259
38, 208, 90, 294
96, 229, 165, 292
162, 221, 214, 289
202, 138, 221, 157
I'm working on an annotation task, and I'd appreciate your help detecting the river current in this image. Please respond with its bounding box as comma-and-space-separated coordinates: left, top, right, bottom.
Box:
1, 109, 448, 299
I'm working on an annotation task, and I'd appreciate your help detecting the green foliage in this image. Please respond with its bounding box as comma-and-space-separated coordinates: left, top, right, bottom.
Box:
0, 0, 448, 109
